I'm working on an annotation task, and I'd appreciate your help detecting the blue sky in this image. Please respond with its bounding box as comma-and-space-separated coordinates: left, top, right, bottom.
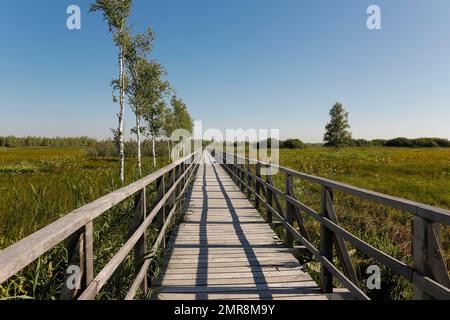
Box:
1, 0, 449, 142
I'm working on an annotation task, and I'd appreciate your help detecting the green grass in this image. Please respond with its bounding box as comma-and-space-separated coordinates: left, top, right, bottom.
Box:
0, 147, 172, 299
268, 147, 450, 299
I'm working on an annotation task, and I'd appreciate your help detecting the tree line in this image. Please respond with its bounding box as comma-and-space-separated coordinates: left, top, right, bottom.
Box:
323, 102, 450, 148
0, 136, 97, 148
90, 0, 193, 182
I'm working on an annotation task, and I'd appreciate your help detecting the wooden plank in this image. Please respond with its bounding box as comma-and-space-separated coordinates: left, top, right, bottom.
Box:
156, 268, 304, 280
162, 256, 298, 265
170, 235, 281, 241
155, 281, 322, 294
163, 262, 303, 275
156, 275, 313, 287
167, 248, 294, 254
157, 293, 328, 300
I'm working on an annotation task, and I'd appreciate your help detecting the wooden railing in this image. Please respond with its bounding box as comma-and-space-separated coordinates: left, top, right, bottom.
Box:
0, 151, 201, 300
212, 150, 450, 300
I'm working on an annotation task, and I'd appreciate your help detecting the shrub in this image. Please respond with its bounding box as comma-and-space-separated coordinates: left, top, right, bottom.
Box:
385, 137, 450, 148
281, 139, 306, 149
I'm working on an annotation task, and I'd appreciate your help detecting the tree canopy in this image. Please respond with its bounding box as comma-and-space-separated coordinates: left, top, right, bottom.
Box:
324, 102, 352, 147
164, 96, 194, 138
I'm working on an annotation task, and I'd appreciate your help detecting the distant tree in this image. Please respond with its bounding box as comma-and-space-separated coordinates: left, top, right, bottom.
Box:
90, 0, 132, 183
163, 95, 194, 158
324, 102, 352, 147
169, 96, 194, 134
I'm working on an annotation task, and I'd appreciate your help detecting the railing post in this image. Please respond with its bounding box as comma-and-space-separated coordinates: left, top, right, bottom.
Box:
132, 187, 147, 294
237, 156, 244, 191
176, 164, 182, 208
413, 214, 450, 299
284, 174, 295, 248
169, 167, 177, 209
155, 176, 166, 251
320, 186, 334, 293
233, 155, 240, 187
60, 222, 94, 300
246, 158, 252, 199
266, 173, 273, 224
181, 162, 186, 195
84, 222, 94, 288
255, 163, 261, 210
240, 161, 246, 192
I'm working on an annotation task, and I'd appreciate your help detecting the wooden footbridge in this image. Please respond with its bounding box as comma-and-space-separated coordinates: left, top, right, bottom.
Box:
0, 150, 449, 300
153, 152, 336, 300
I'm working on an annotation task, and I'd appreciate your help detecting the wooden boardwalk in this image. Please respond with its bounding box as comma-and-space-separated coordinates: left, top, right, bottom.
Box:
153, 152, 338, 300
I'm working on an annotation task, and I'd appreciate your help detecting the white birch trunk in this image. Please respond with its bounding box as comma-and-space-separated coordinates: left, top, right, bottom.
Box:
118, 47, 125, 183
152, 136, 156, 167
136, 116, 142, 177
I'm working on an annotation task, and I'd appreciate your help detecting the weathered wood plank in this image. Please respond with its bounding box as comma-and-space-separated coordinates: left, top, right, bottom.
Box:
156, 275, 313, 287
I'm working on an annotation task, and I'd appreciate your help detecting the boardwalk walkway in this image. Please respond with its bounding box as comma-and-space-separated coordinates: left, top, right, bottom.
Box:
153, 152, 338, 300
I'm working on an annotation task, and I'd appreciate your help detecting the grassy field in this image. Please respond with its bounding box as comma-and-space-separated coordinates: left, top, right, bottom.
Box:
1, 146, 449, 300
0, 147, 171, 299
269, 147, 450, 299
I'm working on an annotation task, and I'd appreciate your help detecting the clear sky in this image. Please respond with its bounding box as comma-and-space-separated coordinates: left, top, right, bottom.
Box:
1, 0, 449, 142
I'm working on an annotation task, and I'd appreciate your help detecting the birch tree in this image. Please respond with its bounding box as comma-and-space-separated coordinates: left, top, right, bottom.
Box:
164, 96, 194, 158
136, 61, 171, 167
163, 105, 175, 158
90, 0, 132, 183
145, 101, 169, 167
124, 28, 155, 176
170, 95, 194, 134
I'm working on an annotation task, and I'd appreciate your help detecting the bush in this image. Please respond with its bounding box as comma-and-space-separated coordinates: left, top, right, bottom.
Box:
351, 139, 373, 147
385, 137, 414, 147
347, 137, 450, 148
384, 137, 450, 148
281, 139, 306, 149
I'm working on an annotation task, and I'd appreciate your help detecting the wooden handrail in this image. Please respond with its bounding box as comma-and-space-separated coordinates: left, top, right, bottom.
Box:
78, 155, 199, 300
220, 151, 450, 224
0, 151, 201, 298
213, 150, 450, 300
